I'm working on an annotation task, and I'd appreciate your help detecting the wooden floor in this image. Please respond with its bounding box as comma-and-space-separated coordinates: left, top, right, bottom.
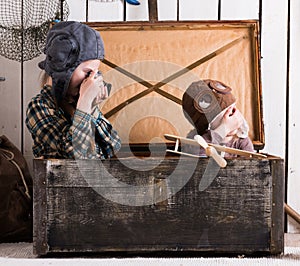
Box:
0, 235, 299, 266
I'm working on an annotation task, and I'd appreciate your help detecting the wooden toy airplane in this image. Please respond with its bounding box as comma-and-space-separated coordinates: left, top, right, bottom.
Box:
164, 133, 267, 168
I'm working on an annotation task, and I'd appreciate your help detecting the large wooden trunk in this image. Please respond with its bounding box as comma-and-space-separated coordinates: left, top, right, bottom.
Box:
93, 20, 264, 149
32, 21, 285, 256
33, 156, 284, 255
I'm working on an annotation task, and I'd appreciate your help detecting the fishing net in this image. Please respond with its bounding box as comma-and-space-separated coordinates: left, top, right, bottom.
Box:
0, 0, 69, 62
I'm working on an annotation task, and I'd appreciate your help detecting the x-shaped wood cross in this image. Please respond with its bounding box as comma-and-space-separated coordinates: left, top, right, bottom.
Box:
102, 36, 245, 118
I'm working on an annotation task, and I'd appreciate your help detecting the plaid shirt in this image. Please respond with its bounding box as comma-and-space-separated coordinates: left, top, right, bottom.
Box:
26, 85, 121, 159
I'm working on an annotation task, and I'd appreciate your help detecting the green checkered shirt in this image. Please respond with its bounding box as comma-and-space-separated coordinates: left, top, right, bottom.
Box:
26, 85, 121, 159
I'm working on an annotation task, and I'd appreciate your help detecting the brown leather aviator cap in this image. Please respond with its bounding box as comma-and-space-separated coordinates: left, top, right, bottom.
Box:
182, 79, 236, 135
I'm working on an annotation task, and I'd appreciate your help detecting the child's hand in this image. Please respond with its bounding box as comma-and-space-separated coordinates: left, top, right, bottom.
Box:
92, 82, 109, 107
77, 70, 107, 113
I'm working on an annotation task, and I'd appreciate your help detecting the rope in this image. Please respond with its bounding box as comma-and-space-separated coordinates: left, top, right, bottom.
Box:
0, 148, 31, 200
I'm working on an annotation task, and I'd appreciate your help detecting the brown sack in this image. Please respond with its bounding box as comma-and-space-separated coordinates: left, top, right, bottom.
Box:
0, 135, 33, 242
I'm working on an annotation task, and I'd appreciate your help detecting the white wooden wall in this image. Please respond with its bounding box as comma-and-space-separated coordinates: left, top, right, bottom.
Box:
0, 0, 299, 233
288, 0, 300, 233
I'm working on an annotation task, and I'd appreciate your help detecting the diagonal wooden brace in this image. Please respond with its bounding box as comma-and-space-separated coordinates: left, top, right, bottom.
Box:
103, 36, 246, 118
102, 58, 182, 106
285, 203, 300, 225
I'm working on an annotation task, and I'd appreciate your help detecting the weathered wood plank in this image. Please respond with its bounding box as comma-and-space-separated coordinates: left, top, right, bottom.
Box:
148, 0, 158, 22
33, 157, 284, 255
270, 159, 285, 253
33, 160, 48, 255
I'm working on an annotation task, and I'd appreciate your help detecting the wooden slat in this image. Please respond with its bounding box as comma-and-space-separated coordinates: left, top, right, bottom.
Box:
148, 0, 158, 22
287, 0, 300, 233
221, 0, 260, 20
260, 0, 287, 156
179, 0, 219, 20
33, 159, 48, 255
33, 157, 284, 255
270, 159, 285, 254
0, 57, 21, 150
157, 0, 177, 21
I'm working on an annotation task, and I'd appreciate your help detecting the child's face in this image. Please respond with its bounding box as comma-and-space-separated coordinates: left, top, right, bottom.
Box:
210, 104, 235, 130
226, 105, 239, 136
67, 59, 101, 97
210, 104, 239, 136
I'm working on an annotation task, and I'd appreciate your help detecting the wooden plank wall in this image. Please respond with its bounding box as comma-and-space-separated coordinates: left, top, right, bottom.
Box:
288, 0, 300, 233
0, 0, 298, 233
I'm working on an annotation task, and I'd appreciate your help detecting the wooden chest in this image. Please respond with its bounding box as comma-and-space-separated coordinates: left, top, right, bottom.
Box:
32, 21, 285, 256
33, 157, 284, 255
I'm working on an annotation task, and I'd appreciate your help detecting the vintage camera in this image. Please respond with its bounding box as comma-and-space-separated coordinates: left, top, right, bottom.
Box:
94, 71, 112, 96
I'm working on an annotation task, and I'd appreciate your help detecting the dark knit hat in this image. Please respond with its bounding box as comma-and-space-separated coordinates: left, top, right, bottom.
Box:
38, 21, 105, 101
182, 79, 236, 135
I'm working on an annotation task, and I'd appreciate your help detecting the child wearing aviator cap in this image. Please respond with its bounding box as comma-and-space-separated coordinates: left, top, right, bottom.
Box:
26, 21, 121, 159
182, 79, 254, 157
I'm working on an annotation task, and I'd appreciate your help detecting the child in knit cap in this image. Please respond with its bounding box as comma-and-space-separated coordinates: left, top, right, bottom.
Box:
26, 21, 121, 159
182, 79, 254, 157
